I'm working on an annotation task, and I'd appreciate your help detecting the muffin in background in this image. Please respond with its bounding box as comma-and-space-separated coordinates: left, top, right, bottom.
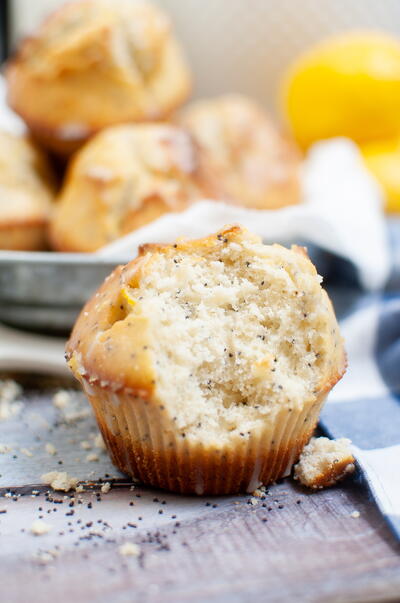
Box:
49, 124, 204, 252
0, 131, 56, 250
177, 94, 301, 210
6, 0, 191, 156
66, 225, 345, 495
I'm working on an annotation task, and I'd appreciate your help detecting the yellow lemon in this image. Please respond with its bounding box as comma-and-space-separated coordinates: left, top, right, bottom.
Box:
281, 31, 400, 149
361, 137, 400, 212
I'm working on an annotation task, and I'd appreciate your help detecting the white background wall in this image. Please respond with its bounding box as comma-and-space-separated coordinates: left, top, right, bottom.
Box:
10, 0, 400, 112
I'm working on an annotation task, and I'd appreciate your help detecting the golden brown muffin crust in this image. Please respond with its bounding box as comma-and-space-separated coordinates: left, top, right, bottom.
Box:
49, 123, 204, 252
67, 225, 345, 394
177, 94, 301, 210
0, 131, 56, 250
6, 0, 192, 155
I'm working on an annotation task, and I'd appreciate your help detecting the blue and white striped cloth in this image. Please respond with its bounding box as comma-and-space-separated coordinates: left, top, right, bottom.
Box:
320, 220, 400, 541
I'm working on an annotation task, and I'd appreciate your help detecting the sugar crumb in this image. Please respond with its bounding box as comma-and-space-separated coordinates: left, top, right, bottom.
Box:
101, 482, 111, 494
350, 511, 360, 519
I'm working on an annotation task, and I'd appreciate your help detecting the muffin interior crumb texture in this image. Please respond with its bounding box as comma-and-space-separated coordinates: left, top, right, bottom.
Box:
121, 230, 340, 443
294, 436, 355, 489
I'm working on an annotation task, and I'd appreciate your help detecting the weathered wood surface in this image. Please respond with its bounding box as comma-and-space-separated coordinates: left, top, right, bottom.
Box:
0, 382, 399, 603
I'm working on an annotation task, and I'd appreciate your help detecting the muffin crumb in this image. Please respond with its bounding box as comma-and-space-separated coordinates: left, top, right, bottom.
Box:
119, 542, 140, 557
86, 453, 99, 462
52, 390, 71, 409
0, 380, 23, 421
45, 443, 57, 456
20, 448, 33, 458
294, 437, 355, 489
94, 433, 106, 450
101, 482, 111, 494
41, 471, 79, 492
31, 520, 52, 536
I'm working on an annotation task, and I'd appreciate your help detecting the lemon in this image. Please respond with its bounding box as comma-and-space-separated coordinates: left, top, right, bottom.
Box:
361, 137, 400, 212
281, 31, 400, 149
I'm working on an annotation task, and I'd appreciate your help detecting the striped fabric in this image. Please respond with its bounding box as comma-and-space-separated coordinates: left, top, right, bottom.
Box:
321, 219, 400, 541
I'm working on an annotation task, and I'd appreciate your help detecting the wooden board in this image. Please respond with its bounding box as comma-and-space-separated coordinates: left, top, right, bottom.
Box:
0, 380, 399, 603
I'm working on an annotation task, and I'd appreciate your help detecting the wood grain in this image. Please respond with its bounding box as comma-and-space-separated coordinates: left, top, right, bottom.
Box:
0, 383, 399, 603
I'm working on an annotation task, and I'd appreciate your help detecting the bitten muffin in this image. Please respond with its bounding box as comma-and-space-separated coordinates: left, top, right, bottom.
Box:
6, 0, 191, 156
177, 95, 301, 209
294, 437, 355, 489
0, 131, 56, 250
66, 225, 345, 495
49, 124, 203, 252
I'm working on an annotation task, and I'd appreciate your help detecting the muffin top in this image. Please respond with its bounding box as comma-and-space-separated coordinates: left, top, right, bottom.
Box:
67, 226, 345, 443
49, 123, 204, 252
6, 0, 191, 151
0, 131, 56, 226
177, 94, 301, 209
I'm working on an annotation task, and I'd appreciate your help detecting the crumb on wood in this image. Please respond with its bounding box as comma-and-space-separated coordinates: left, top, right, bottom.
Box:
52, 390, 71, 409
45, 443, 57, 456
0, 380, 23, 421
294, 437, 355, 489
20, 448, 33, 458
30, 520, 52, 536
119, 542, 140, 557
94, 433, 106, 450
86, 453, 99, 462
34, 550, 59, 565
41, 471, 79, 492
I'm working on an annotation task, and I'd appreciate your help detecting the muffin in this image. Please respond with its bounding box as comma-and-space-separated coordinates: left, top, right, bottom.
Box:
66, 225, 345, 495
294, 437, 355, 489
49, 123, 203, 252
177, 94, 301, 210
6, 0, 191, 156
0, 131, 56, 250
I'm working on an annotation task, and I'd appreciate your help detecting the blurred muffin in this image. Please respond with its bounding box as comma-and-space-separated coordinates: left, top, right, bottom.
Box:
0, 131, 56, 250
49, 124, 203, 252
177, 94, 301, 209
6, 0, 191, 156
66, 225, 345, 495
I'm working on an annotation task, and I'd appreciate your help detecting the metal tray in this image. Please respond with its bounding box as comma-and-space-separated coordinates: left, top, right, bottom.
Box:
0, 251, 127, 333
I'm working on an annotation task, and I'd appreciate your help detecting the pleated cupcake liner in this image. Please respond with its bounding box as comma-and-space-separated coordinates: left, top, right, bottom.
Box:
81, 380, 325, 495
